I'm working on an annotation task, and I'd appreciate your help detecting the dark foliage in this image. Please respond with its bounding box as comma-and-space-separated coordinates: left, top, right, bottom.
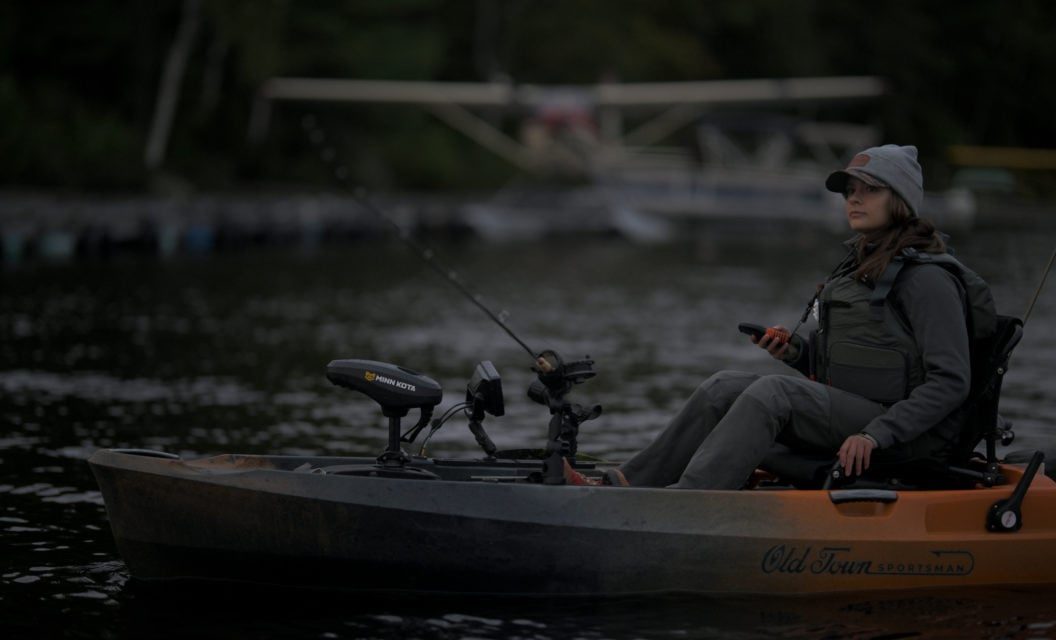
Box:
1, 0, 1053, 191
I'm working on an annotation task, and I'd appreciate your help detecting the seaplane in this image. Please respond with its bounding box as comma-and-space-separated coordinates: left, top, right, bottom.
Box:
249, 75, 974, 238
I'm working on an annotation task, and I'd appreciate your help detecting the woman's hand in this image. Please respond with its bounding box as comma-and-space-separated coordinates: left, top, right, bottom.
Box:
751, 325, 790, 360
838, 434, 876, 477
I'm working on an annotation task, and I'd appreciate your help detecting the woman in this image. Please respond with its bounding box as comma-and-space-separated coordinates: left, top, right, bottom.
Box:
576, 144, 995, 489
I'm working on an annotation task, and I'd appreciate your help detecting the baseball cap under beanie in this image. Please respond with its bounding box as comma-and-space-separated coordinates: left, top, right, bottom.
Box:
825, 144, 924, 216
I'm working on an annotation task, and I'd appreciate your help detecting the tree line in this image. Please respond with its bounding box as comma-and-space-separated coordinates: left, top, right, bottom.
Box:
1, 0, 1053, 192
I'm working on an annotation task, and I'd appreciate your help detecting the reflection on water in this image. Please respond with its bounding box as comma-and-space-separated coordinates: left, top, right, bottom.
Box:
1, 229, 1055, 638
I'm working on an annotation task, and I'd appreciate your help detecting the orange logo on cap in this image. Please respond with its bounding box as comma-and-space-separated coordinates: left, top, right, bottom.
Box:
364, 371, 377, 382
849, 154, 871, 167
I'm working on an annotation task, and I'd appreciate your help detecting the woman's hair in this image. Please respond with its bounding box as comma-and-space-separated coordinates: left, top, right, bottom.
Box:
854, 193, 946, 282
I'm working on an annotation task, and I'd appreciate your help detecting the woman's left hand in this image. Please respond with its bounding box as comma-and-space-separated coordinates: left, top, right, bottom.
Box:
838, 434, 876, 477
751, 325, 791, 360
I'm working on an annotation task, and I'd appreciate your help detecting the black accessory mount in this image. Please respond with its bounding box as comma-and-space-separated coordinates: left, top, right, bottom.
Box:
464, 360, 503, 458
528, 350, 602, 485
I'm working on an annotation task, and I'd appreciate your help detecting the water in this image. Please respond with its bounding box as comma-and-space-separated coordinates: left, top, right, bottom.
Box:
2, 229, 1056, 638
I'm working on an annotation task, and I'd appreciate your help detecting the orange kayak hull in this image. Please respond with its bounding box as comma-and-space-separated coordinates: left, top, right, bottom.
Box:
88, 450, 1056, 594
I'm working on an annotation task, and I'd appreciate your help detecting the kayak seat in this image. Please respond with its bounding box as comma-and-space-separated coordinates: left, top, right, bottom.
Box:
760, 314, 1024, 490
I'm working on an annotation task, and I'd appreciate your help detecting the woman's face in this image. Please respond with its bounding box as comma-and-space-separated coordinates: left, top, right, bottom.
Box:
843, 176, 892, 233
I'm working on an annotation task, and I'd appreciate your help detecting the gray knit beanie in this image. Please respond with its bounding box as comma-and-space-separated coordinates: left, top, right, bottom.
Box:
825, 144, 924, 216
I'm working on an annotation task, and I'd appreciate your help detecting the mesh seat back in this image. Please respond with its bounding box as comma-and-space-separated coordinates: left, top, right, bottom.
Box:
950, 314, 1023, 464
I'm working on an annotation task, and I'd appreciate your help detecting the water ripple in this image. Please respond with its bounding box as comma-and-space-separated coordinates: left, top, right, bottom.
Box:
1, 234, 1054, 638
0, 370, 265, 406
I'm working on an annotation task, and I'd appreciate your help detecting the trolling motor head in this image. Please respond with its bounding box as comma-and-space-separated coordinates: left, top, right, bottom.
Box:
326, 359, 442, 468
327, 360, 442, 418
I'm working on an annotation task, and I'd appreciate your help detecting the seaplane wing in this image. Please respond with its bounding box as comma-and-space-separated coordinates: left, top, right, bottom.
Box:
261, 76, 882, 110
259, 76, 884, 110
250, 76, 884, 172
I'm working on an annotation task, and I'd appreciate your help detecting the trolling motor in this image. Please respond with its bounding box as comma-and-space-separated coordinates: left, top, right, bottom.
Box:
326, 359, 442, 479
528, 350, 602, 485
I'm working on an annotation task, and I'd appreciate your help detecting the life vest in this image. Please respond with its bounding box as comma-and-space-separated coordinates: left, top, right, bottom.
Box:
814, 248, 997, 405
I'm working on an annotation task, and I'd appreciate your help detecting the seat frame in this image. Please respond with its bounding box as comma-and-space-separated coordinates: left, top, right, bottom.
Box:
759, 315, 1024, 490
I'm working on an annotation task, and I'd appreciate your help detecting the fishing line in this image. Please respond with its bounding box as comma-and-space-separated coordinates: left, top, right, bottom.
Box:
300, 115, 538, 362
1022, 242, 1056, 326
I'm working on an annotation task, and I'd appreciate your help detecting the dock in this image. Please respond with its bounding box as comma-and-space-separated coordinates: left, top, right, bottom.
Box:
0, 192, 454, 264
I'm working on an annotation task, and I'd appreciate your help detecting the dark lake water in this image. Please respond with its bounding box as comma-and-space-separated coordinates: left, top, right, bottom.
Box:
2, 227, 1056, 638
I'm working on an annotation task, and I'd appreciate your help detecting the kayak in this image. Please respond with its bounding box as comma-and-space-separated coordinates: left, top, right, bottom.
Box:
88, 447, 1056, 595
89, 355, 1056, 595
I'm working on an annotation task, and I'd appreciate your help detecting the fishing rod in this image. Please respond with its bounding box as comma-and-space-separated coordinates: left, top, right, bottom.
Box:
1022, 243, 1056, 327
303, 116, 601, 480
300, 114, 538, 363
